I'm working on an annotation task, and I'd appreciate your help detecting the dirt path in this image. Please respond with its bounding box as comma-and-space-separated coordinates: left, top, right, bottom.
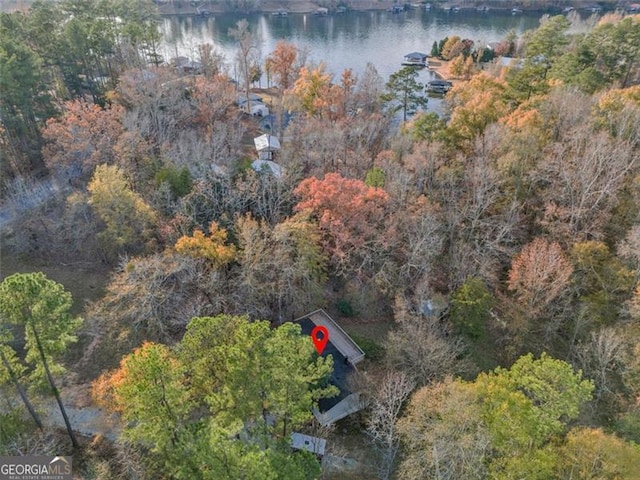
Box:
42, 384, 120, 442
429, 59, 453, 80
43, 403, 120, 442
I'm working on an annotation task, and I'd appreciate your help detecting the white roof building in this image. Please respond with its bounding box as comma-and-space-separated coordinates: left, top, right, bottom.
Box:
290, 433, 326, 456
253, 134, 281, 152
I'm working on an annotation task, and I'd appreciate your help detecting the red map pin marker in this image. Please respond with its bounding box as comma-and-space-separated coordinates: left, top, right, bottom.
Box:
311, 326, 329, 355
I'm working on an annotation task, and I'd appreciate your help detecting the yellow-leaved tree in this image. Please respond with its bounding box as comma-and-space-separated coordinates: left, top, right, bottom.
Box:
88, 164, 157, 258
290, 64, 333, 117
174, 222, 237, 267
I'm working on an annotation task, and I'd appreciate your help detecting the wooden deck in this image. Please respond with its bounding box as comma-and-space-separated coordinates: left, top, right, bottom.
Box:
313, 393, 366, 426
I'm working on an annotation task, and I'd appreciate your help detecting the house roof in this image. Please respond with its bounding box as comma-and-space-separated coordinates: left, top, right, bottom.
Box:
251, 159, 282, 177
173, 58, 202, 71
405, 52, 427, 59
305, 310, 365, 364
236, 93, 263, 105
290, 433, 326, 456
259, 112, 293, 133
254, 134, 281, 152
295, 309, 365, 407
295, 309, 367, 424
247, 102, 268, 112
296, 316, 353, 414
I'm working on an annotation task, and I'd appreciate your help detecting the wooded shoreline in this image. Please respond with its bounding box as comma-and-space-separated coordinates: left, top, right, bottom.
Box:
1, 0, 630, 15
155, 0, 627, 16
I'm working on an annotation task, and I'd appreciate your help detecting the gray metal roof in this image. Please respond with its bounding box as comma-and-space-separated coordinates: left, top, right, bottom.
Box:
290, 433, 326, 456
254, 134, 281, 152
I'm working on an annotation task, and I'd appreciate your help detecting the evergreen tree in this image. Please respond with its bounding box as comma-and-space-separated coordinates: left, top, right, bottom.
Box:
0, 273, 83, 448
382, 67, 428, 122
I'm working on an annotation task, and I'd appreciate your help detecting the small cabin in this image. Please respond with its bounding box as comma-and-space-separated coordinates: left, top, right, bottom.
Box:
253, 133, 281, 161
402, 52, 428, 67
290, 433, 326, 457
236, 92, 263, 105
497, 56, 524, 69
426, 79, 453, 93
249, 103, 269, 117
295, 309, 366, 426
173, 58, 203, 74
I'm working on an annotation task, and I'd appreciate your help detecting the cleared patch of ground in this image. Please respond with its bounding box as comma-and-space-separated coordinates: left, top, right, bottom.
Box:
339, 316, 393, 343
0, 255, 110, 315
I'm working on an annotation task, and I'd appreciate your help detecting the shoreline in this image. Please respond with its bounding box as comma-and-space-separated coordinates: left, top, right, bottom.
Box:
156, 0, 626, 16
159, 1, 400, 16
428, 59, 452, 81
1, 0, 628, 15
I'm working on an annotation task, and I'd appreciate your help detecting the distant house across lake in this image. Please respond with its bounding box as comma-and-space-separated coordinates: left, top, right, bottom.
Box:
402, 52, 428, 67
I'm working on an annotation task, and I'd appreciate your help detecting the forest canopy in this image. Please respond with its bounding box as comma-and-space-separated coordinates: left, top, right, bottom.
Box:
1, 3, 640, 478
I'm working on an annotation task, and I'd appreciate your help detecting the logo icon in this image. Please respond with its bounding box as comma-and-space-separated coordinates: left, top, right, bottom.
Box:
311, 325, 329, 355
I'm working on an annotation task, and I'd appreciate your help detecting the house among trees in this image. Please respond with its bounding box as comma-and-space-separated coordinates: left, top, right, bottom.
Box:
253, 133, 281, 160
172, 57, 203, 74
296, 309, 366, 426
236, 92, 263, 105
252, 134, 283, 176
497, 56, 524, 69
251, 159, 283, 177
290, 432, 326, 457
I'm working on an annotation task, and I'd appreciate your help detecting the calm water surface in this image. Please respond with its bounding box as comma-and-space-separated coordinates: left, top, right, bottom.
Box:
160, 9, 543, 115
160, 9, 543, 79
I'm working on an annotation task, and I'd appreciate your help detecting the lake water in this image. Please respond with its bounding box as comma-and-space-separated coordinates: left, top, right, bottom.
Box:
160, 9, 543, 79
159, 8, 543, 115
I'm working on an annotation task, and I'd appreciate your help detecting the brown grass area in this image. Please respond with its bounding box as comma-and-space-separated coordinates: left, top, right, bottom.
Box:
0, 255, 110, 315
429, 59, 453, 80
339, 316, 393, 344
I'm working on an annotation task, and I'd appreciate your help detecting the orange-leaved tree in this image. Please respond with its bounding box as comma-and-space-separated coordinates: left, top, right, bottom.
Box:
265, 41, 298, 91
43, 100, 124, 182
91, 341, 189, 449
290, 64, 332, 117
294, 172, 389, 277
445, 73, 508, 148
507, 237, 573, 316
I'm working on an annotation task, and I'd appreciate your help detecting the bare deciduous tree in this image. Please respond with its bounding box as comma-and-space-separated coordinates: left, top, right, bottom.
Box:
575, 327, 626, 401
385, 298, 468, 386
81, 253, 224, 378
234, 213, 326, 321
537, 128, 636, 242
366, 370, 415, 480
229, 19, 259, 108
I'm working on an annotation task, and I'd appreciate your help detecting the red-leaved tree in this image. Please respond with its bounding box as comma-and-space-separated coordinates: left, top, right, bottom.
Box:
43, 100, 124, 183
294, 172, 389, 277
